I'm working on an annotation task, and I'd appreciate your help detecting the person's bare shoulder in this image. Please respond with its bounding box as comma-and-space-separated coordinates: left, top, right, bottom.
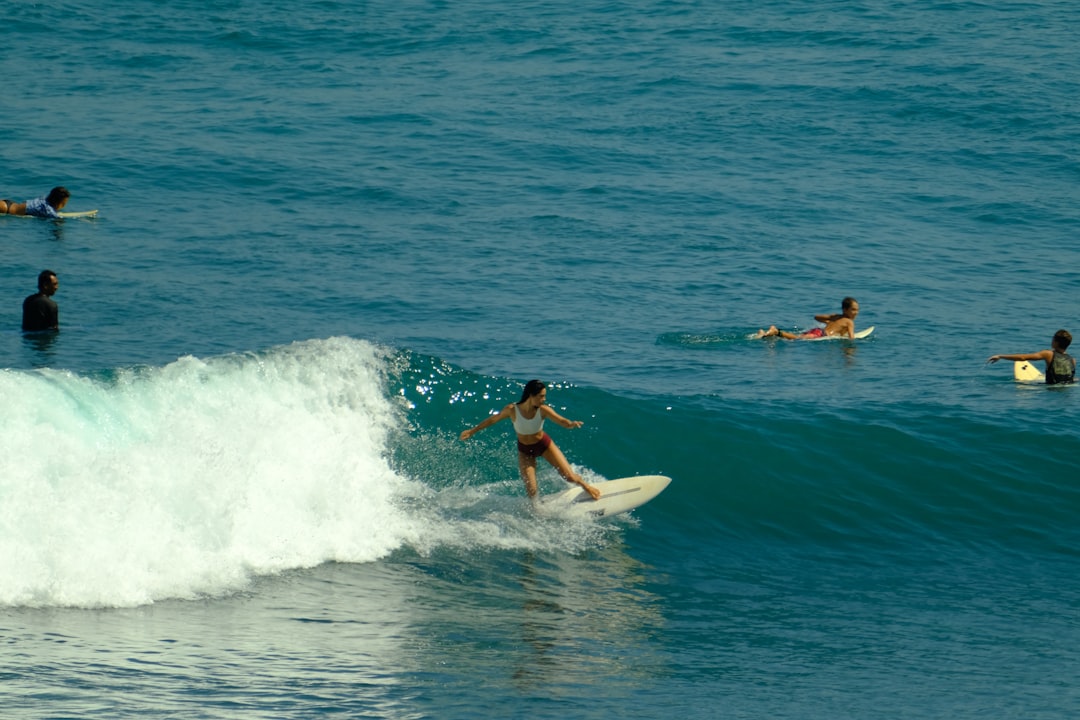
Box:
825, 317, 854, 336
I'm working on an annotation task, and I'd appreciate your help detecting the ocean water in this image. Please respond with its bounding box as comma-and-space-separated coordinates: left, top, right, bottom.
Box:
3, 0, 1079, 717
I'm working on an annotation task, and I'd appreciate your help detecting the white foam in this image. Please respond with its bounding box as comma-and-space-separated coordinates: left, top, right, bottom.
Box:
0, 338, 425, 607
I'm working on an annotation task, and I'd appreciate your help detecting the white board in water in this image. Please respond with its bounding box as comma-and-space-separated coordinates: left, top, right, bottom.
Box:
805, 325, 874, 341
5, 209, 98, 219
539, 475, 671, 519
753, 326, 875, 341
1014, 361, 1044, 383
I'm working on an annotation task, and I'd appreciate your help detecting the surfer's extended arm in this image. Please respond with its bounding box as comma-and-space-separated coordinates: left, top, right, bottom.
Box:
987, 350, 1052, 364
540, 405, 583, 429
460, 404, 513, 440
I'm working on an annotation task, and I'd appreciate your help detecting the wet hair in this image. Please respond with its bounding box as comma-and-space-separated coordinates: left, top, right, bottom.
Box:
841, 297, 858, 311
45, 186, 70, 209
519, 379, 546, 404
1053, 329, 1072, 351
37, 268, 57, 291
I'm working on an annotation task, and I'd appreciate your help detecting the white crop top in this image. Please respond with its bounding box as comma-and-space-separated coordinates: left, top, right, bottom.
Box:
511, 404, 544, 434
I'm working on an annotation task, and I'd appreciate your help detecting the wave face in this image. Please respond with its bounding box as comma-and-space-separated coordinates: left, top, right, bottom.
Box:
4, 338, 1078, 611
392, 346, 1080, 570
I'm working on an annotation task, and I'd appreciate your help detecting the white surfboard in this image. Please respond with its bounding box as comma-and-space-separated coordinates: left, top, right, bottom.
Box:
6, 209, 98, 219
1014, 360, 1044, 383
750, 325, 874, 341
539, 475, 671, 519
805, 326, 875, 341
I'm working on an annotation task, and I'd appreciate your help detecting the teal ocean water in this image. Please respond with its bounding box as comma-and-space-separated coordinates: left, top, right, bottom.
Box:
3, 1, 1079, 717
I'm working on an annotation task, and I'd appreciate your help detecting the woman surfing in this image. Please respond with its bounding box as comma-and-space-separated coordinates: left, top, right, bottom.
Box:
459, 379, 601, 502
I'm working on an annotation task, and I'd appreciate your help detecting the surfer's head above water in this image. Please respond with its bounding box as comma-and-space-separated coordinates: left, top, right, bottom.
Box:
1052, 330, 1072, 351
45, 187, 70, 210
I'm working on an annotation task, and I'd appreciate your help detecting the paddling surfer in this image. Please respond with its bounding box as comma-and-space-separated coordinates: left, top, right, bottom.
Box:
757, 297, 859, 340
459, 379, 601, 502
1, 187, 70, 218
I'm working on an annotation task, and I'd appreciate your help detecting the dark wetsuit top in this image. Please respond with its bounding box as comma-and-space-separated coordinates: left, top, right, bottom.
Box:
22, 293, 58, 331
1045, 350, 1075, 385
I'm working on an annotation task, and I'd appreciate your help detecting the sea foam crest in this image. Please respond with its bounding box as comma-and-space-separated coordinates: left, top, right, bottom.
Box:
0, 337, 420, 608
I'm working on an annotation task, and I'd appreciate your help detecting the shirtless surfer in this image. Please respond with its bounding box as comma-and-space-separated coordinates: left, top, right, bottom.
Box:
757, 297, 859, 340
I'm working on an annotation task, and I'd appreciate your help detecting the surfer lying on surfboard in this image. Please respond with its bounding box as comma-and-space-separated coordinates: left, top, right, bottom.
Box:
756, 296, 860, 340
1, 187, 70, 218
459, 379, 602, 502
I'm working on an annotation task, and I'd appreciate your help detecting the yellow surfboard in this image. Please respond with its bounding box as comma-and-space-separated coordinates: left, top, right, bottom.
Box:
5, 209, 98, 219
1013, 361, 1044, 383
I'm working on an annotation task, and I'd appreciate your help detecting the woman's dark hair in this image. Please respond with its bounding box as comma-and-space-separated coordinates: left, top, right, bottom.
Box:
519, 379, 546, 404
45, 186, 70, 209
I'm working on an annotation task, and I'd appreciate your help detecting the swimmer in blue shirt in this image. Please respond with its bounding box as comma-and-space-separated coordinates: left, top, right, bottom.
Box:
1, 187, 70, 218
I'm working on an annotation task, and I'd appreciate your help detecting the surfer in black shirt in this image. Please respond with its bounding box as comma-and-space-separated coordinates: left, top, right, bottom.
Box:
22, 270, 59, 332
987, 329, 1075, 384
